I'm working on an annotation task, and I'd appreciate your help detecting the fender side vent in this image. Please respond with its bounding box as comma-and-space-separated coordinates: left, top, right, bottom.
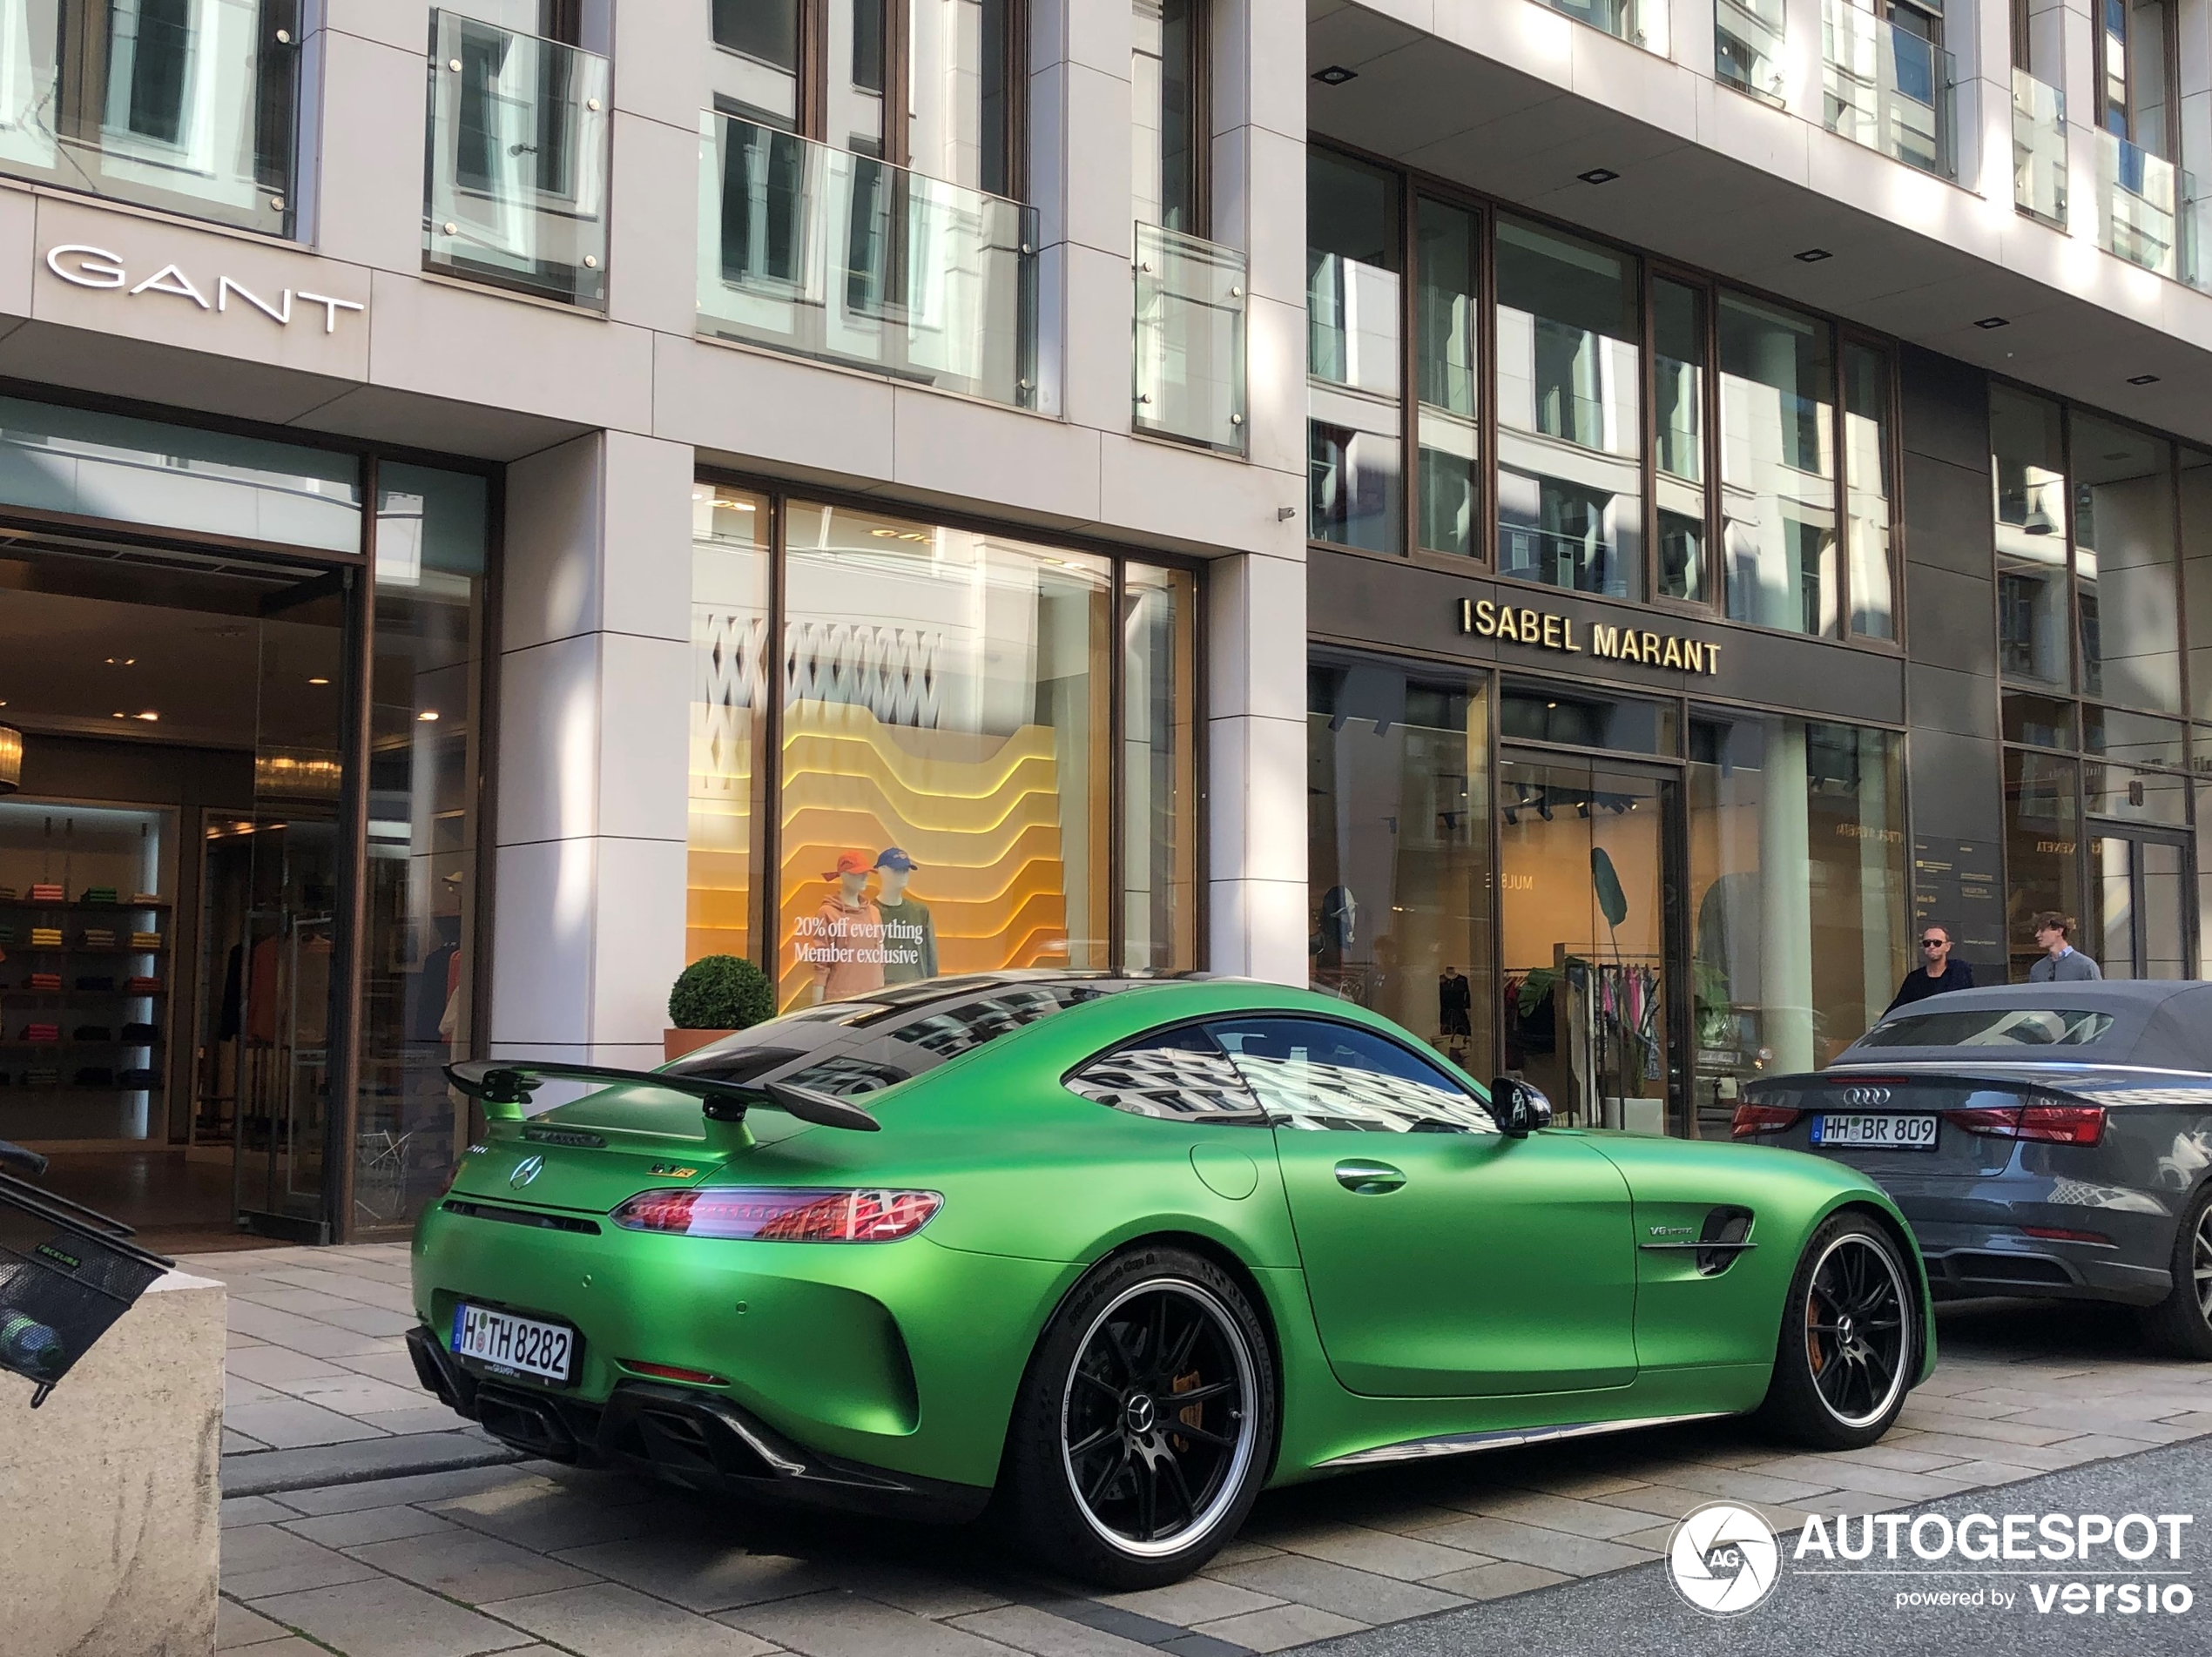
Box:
1698, 1206, 1755, 1276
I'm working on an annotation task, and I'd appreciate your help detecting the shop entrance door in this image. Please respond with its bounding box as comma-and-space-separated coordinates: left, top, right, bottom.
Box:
219, 570, 354, 1239
2087, 825, 2191, 980
1497, 755, 1683, 1132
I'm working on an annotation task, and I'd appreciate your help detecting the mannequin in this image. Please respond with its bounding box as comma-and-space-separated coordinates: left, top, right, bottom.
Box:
873, 847, 937, 984
808, 850, 885, 1002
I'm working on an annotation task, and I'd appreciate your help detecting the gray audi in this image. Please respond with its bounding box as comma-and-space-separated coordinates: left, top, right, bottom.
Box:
1736, 981, 2212, 1358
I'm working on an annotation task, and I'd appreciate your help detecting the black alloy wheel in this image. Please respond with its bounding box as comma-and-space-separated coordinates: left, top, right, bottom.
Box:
1757, 1213, 1918, 1450
1002, 1245, 1276, 1588
2141, 1182, 2212, 1359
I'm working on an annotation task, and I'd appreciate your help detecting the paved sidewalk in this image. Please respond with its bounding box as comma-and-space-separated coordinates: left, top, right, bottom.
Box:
186, 1248, 2212, 1657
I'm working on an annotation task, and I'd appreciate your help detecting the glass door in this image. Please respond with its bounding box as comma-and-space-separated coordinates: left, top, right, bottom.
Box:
226, 569, 354, 1238
2088, 825, 2190, 978
1497, 755, 1682, 1133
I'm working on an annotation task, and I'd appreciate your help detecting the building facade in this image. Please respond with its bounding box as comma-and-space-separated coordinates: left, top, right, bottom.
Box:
0, 0, 2205, 1241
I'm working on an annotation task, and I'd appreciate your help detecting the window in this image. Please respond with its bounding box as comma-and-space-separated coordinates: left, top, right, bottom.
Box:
1415, 199, 1481, 558
1720, 294, 1836, 635
1133, 0, 1204, 232
1066, 1024, 1266, 1121
710, 0, 1023, 193
1859, 1007, 2117, 1047
1653, 277, 1708, 601
1204, 1016, 1500, 1134
1308, 152, 1402, 552
1495, 218, 1642, 599
2073, 414, 2180, 713
2097, 0, 2176, 154
687, 484, 1201, 1007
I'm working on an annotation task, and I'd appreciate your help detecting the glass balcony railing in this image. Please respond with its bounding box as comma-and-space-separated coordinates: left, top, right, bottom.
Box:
1133, 223, 1247, 455
0, 0, 297, 234
1715, 0, 1786, 105
1822, 0, 1953, 178
424, 11, 610, 307
2096, 129, 2187, 280
1541, 0, 1669, 54
2012, 69, 2067, 228
698, 113, 1036, 408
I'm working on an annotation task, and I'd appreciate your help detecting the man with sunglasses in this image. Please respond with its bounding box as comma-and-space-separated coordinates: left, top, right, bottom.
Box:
1885, 922, 1974, 1013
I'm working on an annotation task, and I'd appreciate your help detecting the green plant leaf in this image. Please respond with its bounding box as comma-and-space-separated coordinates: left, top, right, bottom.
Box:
669, 954, 775, 1029
1590, 847, 1629, 929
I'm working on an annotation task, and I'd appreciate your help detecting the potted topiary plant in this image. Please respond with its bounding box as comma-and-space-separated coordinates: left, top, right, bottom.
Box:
665, 954, 775, 1061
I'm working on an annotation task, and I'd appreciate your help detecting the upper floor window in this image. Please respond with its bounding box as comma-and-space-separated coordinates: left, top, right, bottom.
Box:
1132, 0, 1204, 233
2097, 0, 2175, 155
0, 0, 300, 235
711, 0, 1023, 196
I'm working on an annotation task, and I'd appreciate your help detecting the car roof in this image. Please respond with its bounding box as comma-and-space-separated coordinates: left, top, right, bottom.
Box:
1838, 980, 2212, 1071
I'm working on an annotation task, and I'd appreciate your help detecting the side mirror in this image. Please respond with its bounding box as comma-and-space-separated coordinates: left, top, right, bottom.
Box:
1490, 1077, 1554, 1139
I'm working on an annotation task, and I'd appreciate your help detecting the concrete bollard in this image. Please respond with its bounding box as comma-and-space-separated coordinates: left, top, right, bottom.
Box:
0, 1270, 226, 1657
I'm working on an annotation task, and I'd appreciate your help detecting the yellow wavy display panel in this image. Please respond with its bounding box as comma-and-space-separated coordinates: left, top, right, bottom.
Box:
775, 700, 1078, 1007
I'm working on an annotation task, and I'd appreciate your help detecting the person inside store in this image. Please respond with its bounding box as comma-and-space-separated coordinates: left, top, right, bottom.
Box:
2027, 912, 2102, 981
1885, 922, 1973, 1012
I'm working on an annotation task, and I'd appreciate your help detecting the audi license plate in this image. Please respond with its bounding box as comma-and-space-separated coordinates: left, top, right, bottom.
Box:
451, 1303, 577, 1384
1811, 1113, 1939, 1152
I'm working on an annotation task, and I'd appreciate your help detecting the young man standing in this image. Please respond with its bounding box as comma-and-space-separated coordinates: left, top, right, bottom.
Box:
2027, 913, 2102, 982
1885, 923, 1973, 1012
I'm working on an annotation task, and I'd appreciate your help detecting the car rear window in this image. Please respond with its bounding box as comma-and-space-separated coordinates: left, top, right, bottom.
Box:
1856, 1007, 2117, 1048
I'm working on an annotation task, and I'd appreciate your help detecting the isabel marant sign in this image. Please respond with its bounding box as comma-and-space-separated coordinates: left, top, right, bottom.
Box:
42, 243, 366, 334
1457, 597, 1723, 675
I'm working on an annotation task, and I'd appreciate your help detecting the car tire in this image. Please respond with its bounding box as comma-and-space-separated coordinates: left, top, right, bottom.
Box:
2137, 1182, 2212, 1361
1755, 1211, 1919, 1451
1001, 1244, 1277, 1589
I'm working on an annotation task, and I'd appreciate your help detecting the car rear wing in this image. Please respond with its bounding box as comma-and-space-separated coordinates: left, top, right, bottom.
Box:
443, 1060, 882, 1132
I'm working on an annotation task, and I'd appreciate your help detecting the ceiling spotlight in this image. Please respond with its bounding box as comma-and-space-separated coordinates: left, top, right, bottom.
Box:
104, 656, 136, 666
134, 711, 158, 722
2128, 373, 2161, 385
1577, 167, 1620, 185
1794, 247, 1833, 263
418, 710, 441, 722
1973, 316, 2009, 329
307, 677, 330, 685
1312, 64, 1358, 85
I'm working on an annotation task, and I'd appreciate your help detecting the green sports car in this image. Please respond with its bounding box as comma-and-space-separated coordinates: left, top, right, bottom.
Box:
407, 973, 1934, 1586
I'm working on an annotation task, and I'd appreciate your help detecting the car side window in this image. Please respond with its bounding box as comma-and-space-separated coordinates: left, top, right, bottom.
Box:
1203, 1016, 1500, 1135
1065, 1024, 1270, 1123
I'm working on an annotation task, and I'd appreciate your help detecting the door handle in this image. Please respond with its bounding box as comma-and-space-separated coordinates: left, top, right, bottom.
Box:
1333, 1159, 1406, 1195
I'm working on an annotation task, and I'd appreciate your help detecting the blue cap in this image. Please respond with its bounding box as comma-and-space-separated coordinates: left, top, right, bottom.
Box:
874, 847, 918, 872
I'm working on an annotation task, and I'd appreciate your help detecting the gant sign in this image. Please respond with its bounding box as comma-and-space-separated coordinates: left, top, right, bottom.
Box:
42, 244, 366, 335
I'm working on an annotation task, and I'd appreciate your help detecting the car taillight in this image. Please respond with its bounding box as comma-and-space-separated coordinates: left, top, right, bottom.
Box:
1942, 1101, 2104, 1146
2020, 1225, 2115, 1247
1731, 1103, 1802, 1138
610, 1187, 943, 1241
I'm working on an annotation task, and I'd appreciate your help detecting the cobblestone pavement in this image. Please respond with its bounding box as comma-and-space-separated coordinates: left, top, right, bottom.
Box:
192, 1246, 2212, 1657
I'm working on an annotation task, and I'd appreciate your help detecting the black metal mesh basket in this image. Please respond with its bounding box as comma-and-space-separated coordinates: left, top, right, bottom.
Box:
0, 1168, 172, 1406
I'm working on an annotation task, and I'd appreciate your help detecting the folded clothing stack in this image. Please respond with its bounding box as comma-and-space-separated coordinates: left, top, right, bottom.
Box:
27, 973, 61, 991
23, 1023, 60, 1043
121, 1022, 160, 1044
24, 1067, 58, 1087
73, 1025, 112, 1042
130, 892, 160, 906
27, 883, 63, 904
80, 886, 118, 906
124, 975, 161, 994
129, 931, 163, 951
0, 926, 14, 945
80, 927, 117, 949
0, 886, 17, 900
117, 1068, 160, 1088
28, 928, 62, 948
74, 1066, 114, 1088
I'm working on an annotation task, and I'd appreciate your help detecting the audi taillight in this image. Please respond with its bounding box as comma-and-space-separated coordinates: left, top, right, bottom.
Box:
610, 1187, 943, 1241
1731, 1102, 1802, 1138
1942, 1101, 2104, 1146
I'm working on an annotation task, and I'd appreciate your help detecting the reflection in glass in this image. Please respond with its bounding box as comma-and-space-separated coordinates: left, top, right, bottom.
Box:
357, 466, 488, 1230
1133, 223, 1248, 454
1993, 386, 2070, 690
2085, 760, 2188, 825
778, 502, 1112, 1009
1716, 0, 1787, 103
1822, 0, 1953, 177
1494, 217, 1642, 597
909, 0, 1014, 194
1415, 199, 1480, 558
1307, 660, 1491, 1066
2004, 748, 2080, 980
1720, 294, 1834, 634
1131, 0, 1198, 232
688, 483, 772, 965
1689, 713, 1906, 1135
1843, 341, 1894, 637
2013, 67, 2067, 226
1499, 680, 1676, 755
2185, 451, 2212, 718
711, 0, 800, 126
2085, 704, 2187, 768
1123, 564, 1198, 971
2074, 415, 2180, 712
1654, 278, 1706, 601
2002, 691, 2076, 749
1308, 152, 1402, 551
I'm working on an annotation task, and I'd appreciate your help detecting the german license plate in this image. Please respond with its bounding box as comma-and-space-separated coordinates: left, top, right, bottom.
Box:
1811, 1113, 1939, 1151
451, 1303, 577, 1384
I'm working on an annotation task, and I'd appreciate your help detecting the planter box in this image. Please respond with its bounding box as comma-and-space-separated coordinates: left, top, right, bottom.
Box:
664, 1027, 733, 1063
